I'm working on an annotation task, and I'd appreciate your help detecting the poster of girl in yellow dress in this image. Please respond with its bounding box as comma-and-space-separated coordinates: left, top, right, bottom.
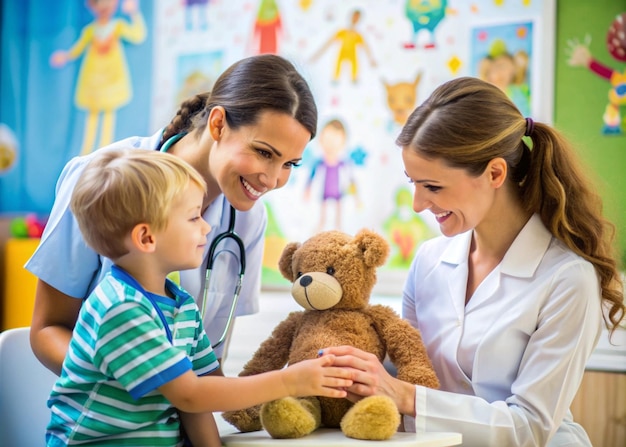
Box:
50, 0, 146, 155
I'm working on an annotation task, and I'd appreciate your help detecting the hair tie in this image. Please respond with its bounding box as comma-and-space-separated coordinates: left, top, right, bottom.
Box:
524, 117, 535, 136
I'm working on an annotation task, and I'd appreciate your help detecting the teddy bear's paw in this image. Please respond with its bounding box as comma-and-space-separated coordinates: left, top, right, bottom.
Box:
221, 406, 262, 433
340, 395, 400, 440
260, 397, 322, 439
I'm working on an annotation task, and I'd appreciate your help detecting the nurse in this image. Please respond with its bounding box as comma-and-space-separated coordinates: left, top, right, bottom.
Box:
26, 53, 317, 375
323, 77, 625, 446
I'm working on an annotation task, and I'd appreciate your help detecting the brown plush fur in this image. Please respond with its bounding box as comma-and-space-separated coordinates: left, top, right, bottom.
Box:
222, 229, 439, 440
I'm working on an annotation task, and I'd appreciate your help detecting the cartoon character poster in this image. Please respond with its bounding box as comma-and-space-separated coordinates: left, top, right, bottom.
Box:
308, 8, 377, 84
251, 0, 283, 54
403, 0, 448, 50
566, 12, 626, 135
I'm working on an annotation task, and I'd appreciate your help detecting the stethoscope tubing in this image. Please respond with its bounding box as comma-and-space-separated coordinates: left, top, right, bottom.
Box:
161, 134, 246, 351
202, 205, 246, 349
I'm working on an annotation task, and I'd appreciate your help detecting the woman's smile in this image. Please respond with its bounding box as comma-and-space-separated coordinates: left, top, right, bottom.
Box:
241, 177, 265, 199
434, 210, 452, 223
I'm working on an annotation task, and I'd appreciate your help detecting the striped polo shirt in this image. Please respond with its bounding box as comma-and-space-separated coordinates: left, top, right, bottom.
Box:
46, 266, 219, 446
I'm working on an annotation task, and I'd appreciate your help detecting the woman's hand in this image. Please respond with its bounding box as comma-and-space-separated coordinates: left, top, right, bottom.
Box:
320, 345, 417, 417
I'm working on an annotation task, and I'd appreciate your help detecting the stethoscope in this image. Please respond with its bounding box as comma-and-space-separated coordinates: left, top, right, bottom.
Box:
202, 204, 246, 349
160, 133, 246, 349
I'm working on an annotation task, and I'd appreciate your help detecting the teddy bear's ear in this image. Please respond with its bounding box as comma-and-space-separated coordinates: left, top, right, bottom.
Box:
354, 229, 390, 268
278, 242, 301, 281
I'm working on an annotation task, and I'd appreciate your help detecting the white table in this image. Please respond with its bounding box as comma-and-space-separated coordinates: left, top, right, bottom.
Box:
220, 427, 462, 447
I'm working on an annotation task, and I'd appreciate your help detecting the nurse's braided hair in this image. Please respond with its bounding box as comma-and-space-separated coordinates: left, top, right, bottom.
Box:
159, 54, 317, 147
161, 93, 209, 144
398, 76, 624, 336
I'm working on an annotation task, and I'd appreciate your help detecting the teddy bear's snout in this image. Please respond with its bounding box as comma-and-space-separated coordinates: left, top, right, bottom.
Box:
291, 271, 343, 311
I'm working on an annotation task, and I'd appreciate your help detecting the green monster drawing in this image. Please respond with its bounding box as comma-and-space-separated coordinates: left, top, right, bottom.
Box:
383, 187, 436, 269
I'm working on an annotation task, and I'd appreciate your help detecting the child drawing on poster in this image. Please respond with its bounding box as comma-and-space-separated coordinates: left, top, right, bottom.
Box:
50, 0, 146, 155
251, 0, 283, 55
382, 72, 423, 131
183, 0, 210, 32
472, 23, 532, 118
403, 0, 448, 49
304, 119, 362, 232
567, 12, 626, 135
309, 9, 376, 84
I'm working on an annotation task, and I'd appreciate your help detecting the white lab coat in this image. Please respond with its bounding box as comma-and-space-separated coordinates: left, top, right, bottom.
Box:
402, 214, 602, 446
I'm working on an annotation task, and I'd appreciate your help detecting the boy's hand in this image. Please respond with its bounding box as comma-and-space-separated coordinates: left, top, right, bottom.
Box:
282, 355, 353, 398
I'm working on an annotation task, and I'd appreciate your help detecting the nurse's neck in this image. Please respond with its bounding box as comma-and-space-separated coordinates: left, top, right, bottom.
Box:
168, 130, 221, 211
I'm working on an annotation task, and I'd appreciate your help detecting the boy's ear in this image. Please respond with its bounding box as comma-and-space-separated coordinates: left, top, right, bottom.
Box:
130, 223, 156, 253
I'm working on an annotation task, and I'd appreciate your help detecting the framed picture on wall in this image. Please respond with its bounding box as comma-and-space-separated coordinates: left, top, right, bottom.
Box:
472, 21, 535, 118
468, 1, 556, 124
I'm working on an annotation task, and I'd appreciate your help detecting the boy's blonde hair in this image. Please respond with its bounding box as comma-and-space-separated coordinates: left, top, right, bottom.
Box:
70, 148, 207, 260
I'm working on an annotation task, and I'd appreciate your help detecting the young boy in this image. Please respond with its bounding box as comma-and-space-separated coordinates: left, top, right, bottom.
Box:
46, 148, 352, 446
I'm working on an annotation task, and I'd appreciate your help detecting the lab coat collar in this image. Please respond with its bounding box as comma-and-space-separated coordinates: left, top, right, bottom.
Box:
440, 214, 552, 278
148, 128, 164, 149
440, 230, 472, 266
500, 214, 552, 277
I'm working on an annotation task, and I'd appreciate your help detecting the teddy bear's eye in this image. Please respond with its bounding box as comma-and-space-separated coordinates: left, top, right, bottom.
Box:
326, 267, 335, 275
296, 272, 303, 279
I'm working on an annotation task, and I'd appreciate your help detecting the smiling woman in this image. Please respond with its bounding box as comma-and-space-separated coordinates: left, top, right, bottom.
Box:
401, 153, 497, 239
324, 76, 625, 447
200, 109, 311, 209
396, 76, 623, 333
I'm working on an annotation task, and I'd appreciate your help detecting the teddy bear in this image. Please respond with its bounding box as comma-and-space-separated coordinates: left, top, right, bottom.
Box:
222, 229, 439, 441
